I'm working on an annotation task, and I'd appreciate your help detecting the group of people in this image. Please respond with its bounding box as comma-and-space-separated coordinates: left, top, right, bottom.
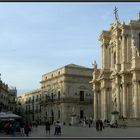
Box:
19, 121, 32, 137
54, 121, 61, 136
95, 120, 104, 131
45, 120, 62, 136
78, 118, 93, 127
0, 119, 32, 137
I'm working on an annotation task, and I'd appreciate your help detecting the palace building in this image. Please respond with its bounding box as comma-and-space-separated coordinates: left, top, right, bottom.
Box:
91, 13, 140, 121
40, 64, 93, 125
18, 64, 94, 125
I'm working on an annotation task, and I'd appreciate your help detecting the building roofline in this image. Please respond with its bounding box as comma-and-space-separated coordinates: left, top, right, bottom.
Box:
42, 63, 93, 77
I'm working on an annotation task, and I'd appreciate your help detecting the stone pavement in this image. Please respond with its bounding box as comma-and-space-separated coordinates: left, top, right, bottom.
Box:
0, 125, 140, 138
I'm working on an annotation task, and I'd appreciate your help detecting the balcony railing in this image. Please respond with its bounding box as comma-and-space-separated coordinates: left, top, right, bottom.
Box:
39, 98, 93, 105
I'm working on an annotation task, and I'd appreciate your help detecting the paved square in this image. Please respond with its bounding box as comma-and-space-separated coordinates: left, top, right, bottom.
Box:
0, 125, 140, 138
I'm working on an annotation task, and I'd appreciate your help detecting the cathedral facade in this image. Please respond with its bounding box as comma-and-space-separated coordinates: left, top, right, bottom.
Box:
91, 13, 140, 121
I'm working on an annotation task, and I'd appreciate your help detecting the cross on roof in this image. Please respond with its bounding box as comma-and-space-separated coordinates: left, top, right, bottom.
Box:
114, 6, 118, 20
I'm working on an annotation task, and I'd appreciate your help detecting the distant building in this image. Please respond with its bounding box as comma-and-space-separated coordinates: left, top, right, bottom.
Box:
0, 80, 17, 113
17, 89, 41, 123
40, 64, 93, 125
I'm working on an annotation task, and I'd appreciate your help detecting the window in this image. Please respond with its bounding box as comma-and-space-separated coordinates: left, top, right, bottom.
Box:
51, 93, 54, 102
36, 105, 38, 111
58, 110, 60, 119
80, 110, 84, 119
32, 115, 34, 121
80, 91, 84, 101
36, 95, 38, 101
58, 71, 60, 75
58, 91, 60, 101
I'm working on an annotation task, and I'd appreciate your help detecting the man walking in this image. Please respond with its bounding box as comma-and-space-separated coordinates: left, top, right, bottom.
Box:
45, 121, 51, 135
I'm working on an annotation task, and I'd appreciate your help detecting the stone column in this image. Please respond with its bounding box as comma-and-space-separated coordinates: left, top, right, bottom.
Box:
111, 48, 113, 69
122, 83, 127, 117
116, 83, 120, 113
116, 36, 119, 67
94, 90, 98, 120
102, 45, 106, 69
104, 88, 107, 120
133, 81, 138, 118
122, 35, 127, 62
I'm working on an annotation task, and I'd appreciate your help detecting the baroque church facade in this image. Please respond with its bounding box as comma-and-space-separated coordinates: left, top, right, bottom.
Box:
91, 13, 140, 121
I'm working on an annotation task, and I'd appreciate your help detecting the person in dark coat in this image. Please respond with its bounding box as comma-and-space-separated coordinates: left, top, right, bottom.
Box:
24, 122, 31, 137
96, 120, 99, 131
99, 120, 103, 131
45, 121, 51, 135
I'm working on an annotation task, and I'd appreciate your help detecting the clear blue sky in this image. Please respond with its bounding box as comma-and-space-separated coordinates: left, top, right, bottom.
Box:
0, 2, 140, 96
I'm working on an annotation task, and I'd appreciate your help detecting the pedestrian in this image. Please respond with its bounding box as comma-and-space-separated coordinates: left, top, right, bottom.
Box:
45, 121, 51, 135
19, 121, 25, 136
24, 122, 31, 137
115, 120, 118, 128
83, 120, 86, 127
95, 120, 99, 131
11, 120, 17, 137
99, 120, 103, 131
54, 121, 61, 136
35, 121, 38, 128
54, 121, 59, 136
88, 120, 91, 128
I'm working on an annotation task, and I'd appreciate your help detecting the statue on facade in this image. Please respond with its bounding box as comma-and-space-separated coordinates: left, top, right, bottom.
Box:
92, 60, 97, 71
113, 97, 117, 111
71, 107, 76, 116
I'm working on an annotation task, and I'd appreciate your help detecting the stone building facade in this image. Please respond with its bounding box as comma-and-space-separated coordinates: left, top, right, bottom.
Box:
91, 13, 140, 121
40, 64, 93, 125
0, 79, 17, 113
17, 89, 42, 123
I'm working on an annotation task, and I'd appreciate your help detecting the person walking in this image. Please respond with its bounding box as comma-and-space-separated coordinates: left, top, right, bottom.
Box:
45, 121, 51, 135
20, 121, 25, 136
99, 120, 103, 131
11, 120, 17, 137
95, 120, 99, 131
24, 122, 31, 137
54, 121, 61, 136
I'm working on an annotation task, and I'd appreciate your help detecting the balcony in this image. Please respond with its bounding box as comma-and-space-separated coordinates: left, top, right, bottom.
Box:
40, 98, 93, 106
